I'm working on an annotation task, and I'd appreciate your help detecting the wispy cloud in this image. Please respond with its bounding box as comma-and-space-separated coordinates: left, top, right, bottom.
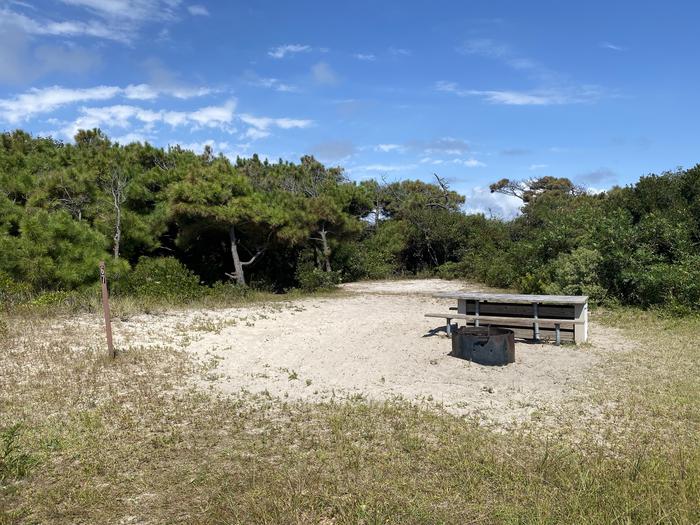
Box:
0, 7, 129, 42
268, 44, 311, 59
374, 143, 405, 153
58, 0, 181, 23
0, 84, 212, 123
600, 41, 625, 51
436, 81, 603, 105
388, 47, 411, 56
2, 0, 186, 44
528, 163, 548, 170
311, 61, 339, 85
420, 156, 485, 167
452, 37, 607, 105
240, 113, 313, 140
408, 137, 471, 155
240, 114, 313, 130
353, 53, 376, 61
349, 163, 417, 173
244, 72, 298, 92
187, 4, 209, 16
453, 158, 486, 167
62, 99, 238, 138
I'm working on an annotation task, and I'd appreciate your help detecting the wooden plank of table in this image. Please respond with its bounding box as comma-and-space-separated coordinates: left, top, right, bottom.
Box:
434, 292, 588, 305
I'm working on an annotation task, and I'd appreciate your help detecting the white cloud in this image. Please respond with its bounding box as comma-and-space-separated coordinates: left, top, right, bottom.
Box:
419, 156, 485, 167
1, 0, 185, 44
113, 131, 149, 144
243, 128, 271, 140
60, 99, 237, 138
435, 81, 602, 105
374, 143, 405, 153
463, 186, 522, 219
58, 0, 181, 23
239, 114, 313, 131
600, 41, 624, 51
0, 83, 213, 123
353, 53, 376, 61
268, 44, 311, 59
350, 163, 417, 173
246, 74, 298, 92
238, 113, 313, 141
452, 158, 486, 167
311, 61, 339, 85
0, 85, 121, 123
188, 100, 237, 128
187, 4, 209, 16
528, 163, 548, 170
0, 7, 129, 42
388, 47, 411, 56
177, 139, 231, 153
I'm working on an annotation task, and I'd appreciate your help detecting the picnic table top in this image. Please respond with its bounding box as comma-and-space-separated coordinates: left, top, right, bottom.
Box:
433, 292, 589, 305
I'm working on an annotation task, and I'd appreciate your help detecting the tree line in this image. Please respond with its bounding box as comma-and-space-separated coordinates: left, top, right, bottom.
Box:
1, 129, 699, 311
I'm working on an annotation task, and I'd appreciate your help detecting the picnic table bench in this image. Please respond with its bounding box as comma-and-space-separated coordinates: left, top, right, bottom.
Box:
426, 292, 589, 344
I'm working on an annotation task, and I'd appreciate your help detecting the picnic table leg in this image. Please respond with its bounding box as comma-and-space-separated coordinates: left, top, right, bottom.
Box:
474, 300, 480, 327
574, 303, 588, 343
533, 303, 540, 341
555, 323, 561, 346
446, 318, 452, 337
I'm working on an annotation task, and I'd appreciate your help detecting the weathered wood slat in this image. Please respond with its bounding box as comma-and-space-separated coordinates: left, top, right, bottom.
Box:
462, 302, 575, 319
434, 292, 588, 305
425, 313, 581, 326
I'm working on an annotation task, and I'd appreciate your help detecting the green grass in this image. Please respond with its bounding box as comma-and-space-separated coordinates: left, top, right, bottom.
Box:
1, 308, 699, 524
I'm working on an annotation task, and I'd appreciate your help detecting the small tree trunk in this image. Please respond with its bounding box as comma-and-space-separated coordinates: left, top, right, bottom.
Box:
229, 226, 246, 285
319, 227, 332, 272
112, 197, 121, 260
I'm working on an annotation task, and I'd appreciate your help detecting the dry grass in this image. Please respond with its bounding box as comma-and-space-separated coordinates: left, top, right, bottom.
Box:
1, 306, 699, 524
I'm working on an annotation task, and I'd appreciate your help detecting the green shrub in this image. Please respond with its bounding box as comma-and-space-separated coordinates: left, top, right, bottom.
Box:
206, 281, 251, 301
295, 266, 340, 292
122, 257, 202, 302
0, 423, 36, 484
29, 290, 71, 307
539, 247, 608, 301
0, 271, 33, 307
633, 256, 700, 308
435, 261, 467, 280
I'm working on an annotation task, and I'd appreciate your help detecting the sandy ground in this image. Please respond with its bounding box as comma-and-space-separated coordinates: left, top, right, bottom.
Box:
116, 279, 630, 425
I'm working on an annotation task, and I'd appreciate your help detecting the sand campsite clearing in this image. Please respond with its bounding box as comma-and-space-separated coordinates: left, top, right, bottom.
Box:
115, 279, 631, 425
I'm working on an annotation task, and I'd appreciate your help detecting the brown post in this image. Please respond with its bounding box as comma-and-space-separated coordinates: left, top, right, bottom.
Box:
99, 261, 115, 359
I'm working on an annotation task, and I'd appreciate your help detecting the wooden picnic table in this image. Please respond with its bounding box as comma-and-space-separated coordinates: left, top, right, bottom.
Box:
432, 292, 589, 344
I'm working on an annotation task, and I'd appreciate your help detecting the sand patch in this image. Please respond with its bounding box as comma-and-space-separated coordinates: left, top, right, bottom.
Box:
115, 279, 627, 426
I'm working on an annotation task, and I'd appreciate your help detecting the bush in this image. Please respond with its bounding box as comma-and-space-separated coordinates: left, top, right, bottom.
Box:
0, 271, 33, 307
295, 266, 340, 292
205, 281, 251, 301
435, 261, 466, 280
538, 247, 608, 302
121, 257, 202, 302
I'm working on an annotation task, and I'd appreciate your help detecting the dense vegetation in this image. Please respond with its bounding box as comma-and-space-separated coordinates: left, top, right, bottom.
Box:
1, 129, 699, 311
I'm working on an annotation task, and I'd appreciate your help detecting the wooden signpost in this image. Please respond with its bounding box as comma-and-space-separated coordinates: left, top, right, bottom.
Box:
99, 261, 115, 359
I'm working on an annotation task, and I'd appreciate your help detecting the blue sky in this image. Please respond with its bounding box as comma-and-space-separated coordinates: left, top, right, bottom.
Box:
1, 0, 698, 216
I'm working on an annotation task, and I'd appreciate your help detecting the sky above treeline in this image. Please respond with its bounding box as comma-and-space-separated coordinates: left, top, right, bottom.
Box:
0, 0, 698, 216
